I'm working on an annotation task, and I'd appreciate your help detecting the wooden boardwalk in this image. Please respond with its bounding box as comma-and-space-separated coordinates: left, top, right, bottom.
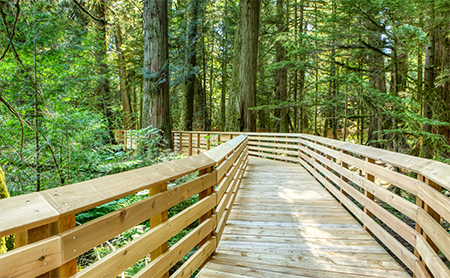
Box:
197, 157, 410, 278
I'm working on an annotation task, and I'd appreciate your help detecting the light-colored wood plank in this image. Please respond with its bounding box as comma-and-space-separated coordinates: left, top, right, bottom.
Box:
134, 215, 216, 278
59, 172, 215, 262
0, 236, 61, 278
198, 157, 410, 278
172, 237, 216, 278
73, 194, 216, 278
417, 208, 450, 261
415, 235, 450, 278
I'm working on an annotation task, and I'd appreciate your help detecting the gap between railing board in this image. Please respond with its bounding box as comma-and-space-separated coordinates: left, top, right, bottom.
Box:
173, 131, 450, 278
0, 134, 249, 278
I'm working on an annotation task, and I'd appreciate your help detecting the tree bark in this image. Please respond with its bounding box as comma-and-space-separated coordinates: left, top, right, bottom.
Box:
94, 0, 113, 141
221, 0, 228, 131
274, 0, 288, 133
142, 0, 172, 148
181, 0, 198, 131
239, 0, 260, 132
420, 41, 434, 158
115, 24, 133, 129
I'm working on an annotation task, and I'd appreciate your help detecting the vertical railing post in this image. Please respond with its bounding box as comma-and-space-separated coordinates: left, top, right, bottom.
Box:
337, 150, 349, 208
50, 216, 77, 277
258, 135, 262, 158
172, 131, 175, 151
197, 133, 201, 154
198, 165, 215, 268
179, 132, 183, 154
414, 175, 441, 273
364, 157, 375, 234
15, 215, 77, 278
188, 133, 193, 156
124, 130, 128, 151
130, 130, 133, 150
274, 136, 278, 160
150, 182, 169, 278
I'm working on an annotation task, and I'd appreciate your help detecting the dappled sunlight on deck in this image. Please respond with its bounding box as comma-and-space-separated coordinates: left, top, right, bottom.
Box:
197, 157, 410, 278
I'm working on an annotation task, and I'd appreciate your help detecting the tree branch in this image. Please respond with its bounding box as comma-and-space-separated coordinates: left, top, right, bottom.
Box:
71, 0, 113, 25
0, 0, 20, 62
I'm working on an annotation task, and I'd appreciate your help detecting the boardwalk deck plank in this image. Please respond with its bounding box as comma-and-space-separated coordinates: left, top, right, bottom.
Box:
197, 157, 410, 278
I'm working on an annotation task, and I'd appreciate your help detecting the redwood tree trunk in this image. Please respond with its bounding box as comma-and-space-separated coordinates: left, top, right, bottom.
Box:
274, 0, 288, 133
239, 0, 260, 132
115, 24, 133, 129
181, 0, 198, 131
142, 0, 172, 148
95, 0, 113, 141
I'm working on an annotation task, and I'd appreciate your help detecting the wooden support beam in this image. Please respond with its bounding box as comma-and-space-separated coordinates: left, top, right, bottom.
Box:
188, 133, 193, 156
198, 166, 215, 269
179, 132, 183, 154
364, 157, 375, 235
50, 215, 77, 278
15, 215, 77, 278
197, 133, 201, 154
414, 175, 442, 278
150, 182, 169, 278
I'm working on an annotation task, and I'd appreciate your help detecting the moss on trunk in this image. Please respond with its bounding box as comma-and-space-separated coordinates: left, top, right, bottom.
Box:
0, 168, 13, 253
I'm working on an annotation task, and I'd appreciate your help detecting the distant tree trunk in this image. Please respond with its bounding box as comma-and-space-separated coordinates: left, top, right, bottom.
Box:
367, 52, 386, 146
181, 0, 199, 131
115, 24, 133, 129
132, 87, 138, 129
434, 6, 450, 153
201, 9, 210, 131
274, 0, 288, 133
95, 0, 113, 141
142, 0, 173, 148
389, 51, 408, 151
420, 41, 435, 158
239, 0, 260, 132
294, 0, 306, 133
221, 0, 228, 131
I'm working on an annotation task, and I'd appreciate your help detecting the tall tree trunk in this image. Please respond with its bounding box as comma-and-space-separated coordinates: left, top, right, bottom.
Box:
115, 24, 133, 129
142, 0, 172, 148
366, 22, 386, 147
221, 0, 228, 131
274, 0, 288, 133
95, 0, 113, 142
181, 0, 199, 131
420, 41, 435, 158
434, 5, 450, 154
239, 0, 260, 132
297, 0, 306, 133
201, 1, 209, 131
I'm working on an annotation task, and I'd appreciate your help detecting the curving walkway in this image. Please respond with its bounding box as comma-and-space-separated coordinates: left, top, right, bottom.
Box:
197, 157, 410, 278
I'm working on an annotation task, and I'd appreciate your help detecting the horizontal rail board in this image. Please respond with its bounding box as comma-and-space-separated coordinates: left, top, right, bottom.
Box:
174, 131, 450, 278
73, 194, 217, 278
0, 155, 217, 238
134, 215, 217, 278
60, 172, 215, 262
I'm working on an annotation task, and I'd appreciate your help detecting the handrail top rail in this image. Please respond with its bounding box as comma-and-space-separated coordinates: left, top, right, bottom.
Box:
174, 131, 450, 192
0, 134, 248, 238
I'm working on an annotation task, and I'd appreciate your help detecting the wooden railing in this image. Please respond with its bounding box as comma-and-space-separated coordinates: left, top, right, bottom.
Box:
0, 134, 248, 278
173, 131, 450, 278
114, 129, 139, 150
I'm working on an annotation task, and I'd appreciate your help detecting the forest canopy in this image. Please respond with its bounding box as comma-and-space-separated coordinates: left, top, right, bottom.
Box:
1, 0, 450, 196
